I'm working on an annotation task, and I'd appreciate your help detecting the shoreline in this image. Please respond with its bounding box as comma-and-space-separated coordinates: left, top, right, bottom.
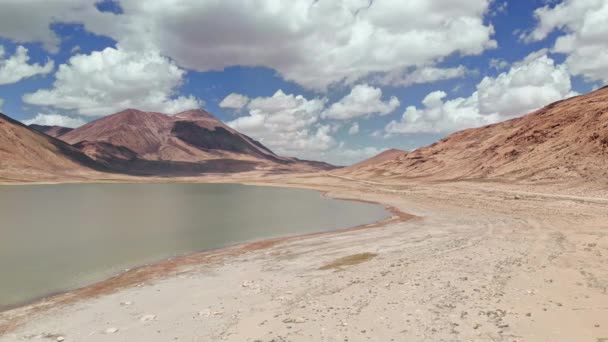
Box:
2, 174, 607, 341
0, 181, 415, 335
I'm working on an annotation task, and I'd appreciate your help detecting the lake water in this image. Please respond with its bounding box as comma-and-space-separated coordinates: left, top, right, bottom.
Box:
0, 183, 388, 309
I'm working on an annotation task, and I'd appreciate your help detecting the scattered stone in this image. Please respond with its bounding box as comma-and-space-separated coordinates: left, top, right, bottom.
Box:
105, 327, 119, 334
120, 301, 132, 306
282, 317, 306, 324
56, 337, 65, 342
140, 314, 157, 322
526, 312, 532, 317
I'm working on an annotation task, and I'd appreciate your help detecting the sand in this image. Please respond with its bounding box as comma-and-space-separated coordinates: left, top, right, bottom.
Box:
1, 173, 608, 341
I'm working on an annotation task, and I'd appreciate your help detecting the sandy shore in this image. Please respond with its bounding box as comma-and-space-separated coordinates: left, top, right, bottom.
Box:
1, 174, 608, 341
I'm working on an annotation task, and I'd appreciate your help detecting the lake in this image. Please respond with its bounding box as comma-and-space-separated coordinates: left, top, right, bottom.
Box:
0, 183, 388, 309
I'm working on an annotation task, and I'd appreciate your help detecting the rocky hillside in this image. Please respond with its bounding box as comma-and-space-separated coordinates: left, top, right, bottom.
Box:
0, 114, 103, 181
338, 87, 608, 184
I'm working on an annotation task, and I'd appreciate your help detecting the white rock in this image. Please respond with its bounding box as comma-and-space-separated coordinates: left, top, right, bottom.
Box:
140, 314, 156, 322
120, 301, 132, 306
104, 327, 119, 334
56, 337, 65, 342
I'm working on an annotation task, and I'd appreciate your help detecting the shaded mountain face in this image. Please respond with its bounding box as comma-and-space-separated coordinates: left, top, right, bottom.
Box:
0, 113, 105, 181
339, 87, 608, 183
29, 124, 74, 138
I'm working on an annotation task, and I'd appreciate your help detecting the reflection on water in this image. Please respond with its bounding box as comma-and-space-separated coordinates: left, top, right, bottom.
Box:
0, 183, 387, 309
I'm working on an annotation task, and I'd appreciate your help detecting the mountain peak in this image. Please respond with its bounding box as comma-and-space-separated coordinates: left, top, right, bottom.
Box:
173, 109, 216, 120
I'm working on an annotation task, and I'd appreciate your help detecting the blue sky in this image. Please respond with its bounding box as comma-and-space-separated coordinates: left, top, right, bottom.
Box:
0, 0, 606, 165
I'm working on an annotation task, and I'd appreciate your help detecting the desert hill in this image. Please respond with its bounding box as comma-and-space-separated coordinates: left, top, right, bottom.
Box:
338, 86, 608, 183
59, 109, 330, 171
0, 113, 104, 181
1, 108, 334, 181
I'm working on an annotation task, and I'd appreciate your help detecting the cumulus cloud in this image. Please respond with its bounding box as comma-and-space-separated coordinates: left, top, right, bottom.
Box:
0, 45, 54, 85
22, 113, 86, 128
348, 122, 360, 135
0, 0, 116, 53
219, 93, 250, 110
227, 90, 335, 158
526, 0, 608, 83
0, 0, 496, 90
476, 50, 575, 117
376, 65, 469, 86
321, 146, 385, 166
322, 84, 400, 120
22, 47, 201, 116
385, 91, 498, 135
386, 51, 575, 135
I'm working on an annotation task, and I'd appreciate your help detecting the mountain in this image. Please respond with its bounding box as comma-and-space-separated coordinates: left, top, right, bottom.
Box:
0, 113, 104, 181
59, 108, 334, 173
28, 124, 74, 138
338, 87, 608, 183
345, 149, 406, 170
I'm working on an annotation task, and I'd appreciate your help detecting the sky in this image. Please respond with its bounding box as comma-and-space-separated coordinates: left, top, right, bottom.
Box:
0, 0, 606, 165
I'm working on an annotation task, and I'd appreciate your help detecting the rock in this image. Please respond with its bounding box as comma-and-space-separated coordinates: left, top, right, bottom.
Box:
140, 314, 157, 322
56, 337, 65, 342
282, 317, 306, 324
120, 301, 133, 306
105, 327, 119, 334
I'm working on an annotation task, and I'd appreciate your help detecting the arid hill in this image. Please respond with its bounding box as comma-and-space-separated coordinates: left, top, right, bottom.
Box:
60, 109, 332, 171
0, 114, 103, 182
29, 124, 73, 138
338, 86, 608, 184
0, 108, 334, 181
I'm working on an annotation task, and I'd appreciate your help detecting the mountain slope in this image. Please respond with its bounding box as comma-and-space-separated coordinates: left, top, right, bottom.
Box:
29, 124, 74, 138
338, 87, 608, 183
61, 109, 285, 163
60, 109, 334, 171
0, 113, 104, 181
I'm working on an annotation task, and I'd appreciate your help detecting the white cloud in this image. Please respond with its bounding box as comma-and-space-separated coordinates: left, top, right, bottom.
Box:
0, 45, 54, 85
1, 0, 496, 90
219, 93, 250, 110
22, 113, 86, 128
22, 47, 201, 116
476, 50, 574, 117
527, 0, 608, 83
376, 65, 468, 86
348, 122, 360, 135
489, 58, 509, 70
321, 146, 384, 166
386, 51, 574, 135
385, 91, 498, 135
0, 0, 116, 53
322, 84, 400, 120
227, 90, 335, 158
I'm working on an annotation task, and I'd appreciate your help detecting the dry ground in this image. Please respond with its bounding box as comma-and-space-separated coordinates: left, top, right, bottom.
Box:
1, 174, 607, 341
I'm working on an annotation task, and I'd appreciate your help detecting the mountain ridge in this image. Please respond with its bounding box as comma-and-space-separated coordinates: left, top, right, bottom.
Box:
338, 87, 608, 184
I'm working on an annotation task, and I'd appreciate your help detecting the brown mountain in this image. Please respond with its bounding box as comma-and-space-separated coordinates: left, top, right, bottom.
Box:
338, 86, 608, 184
0, 113, 104, 181
28, 124, 74, 138
59, 108, 334, 173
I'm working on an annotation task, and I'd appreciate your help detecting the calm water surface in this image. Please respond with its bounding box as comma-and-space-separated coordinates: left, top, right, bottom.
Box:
0, 183, 387, 309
